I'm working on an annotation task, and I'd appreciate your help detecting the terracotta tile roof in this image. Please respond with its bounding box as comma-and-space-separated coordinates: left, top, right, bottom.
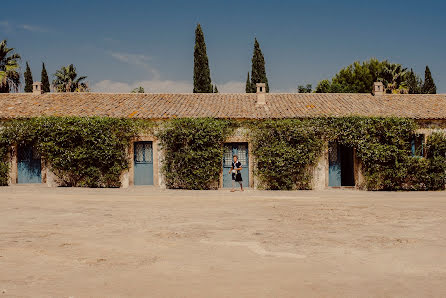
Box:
1, 92, 446, 120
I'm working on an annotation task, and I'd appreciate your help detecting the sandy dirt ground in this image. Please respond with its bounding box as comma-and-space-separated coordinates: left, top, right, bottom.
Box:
0, 186, 445, 298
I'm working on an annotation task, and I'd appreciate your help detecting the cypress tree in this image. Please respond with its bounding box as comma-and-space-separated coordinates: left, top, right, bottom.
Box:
422, 66, 436, 94
24, 62, 33, 93
249, 38, 269, 93
213, 85, 218, 93
41, 62, 50, 93
406, 69, 422, 94
193, 24, 212, 93
245, 72, 251, 93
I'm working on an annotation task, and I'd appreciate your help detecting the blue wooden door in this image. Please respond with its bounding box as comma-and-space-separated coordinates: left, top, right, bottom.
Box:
223, 143, 249, 188
17, 145, 41, 184
329, 142, 355, 187
134, 142, 154, 185
328, 142, 341, 187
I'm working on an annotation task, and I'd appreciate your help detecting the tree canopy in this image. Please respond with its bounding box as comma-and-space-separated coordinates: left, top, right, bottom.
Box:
52, 64, 88, 92
298, 84, 312, 93
24, 62, 33, 93
247, 38, 269, 93
41, 62, 50, 93
422, 66, 436, 94
0, 40, 21, 93
131, 86, 145, 93
193, 24, 213, 93
245, 72, 250, 93
406, 69, 422, 94
315, 59, 425, 94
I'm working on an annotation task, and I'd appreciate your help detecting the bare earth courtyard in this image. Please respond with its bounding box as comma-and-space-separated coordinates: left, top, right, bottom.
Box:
0, 186, 445, 297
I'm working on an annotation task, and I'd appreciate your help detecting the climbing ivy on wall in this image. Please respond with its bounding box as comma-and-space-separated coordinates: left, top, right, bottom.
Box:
324, 117, 446, 190
0, 116, 445, 190
251, 119, 324, 190
0, 117, 150, 187
251, 117, 446, 191
157, 118, 233, 190
425, 132, 446, 190
325, 117, 418, 190
0, 133, 9, 186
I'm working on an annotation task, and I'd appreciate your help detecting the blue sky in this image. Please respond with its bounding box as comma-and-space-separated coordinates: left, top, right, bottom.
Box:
2, 0, 446, 93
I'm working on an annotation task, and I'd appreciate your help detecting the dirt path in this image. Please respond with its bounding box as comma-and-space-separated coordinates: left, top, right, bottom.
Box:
1, 186, 445, 297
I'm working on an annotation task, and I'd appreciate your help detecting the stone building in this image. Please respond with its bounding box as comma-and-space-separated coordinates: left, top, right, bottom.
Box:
1, 82, 445, 189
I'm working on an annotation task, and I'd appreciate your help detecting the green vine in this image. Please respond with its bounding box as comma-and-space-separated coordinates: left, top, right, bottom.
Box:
251, 119, 324, 190
425, 132, 446, 190
251, 117, 446, 191
0, 132, 9, 186
157, 118, 233, 189
324, 117, 418, 190
0, 117, 149, 187
1, 116, 445, 191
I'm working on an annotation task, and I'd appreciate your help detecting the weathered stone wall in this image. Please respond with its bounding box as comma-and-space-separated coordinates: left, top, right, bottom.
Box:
311, 143, 328, 190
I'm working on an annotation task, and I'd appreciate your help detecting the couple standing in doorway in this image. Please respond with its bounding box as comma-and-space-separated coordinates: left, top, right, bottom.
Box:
229, 154, 244, 192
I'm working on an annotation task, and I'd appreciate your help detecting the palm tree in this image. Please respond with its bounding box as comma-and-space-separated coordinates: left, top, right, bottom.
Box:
378, 63, 408, 94
52, 64, 88, 92
0, 40, 21, 93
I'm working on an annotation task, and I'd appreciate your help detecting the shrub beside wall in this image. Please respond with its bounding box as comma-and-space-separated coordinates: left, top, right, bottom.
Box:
251, 117, 446, 191
425, 132, 446, 190
251, 119, 324, 190
325, 117, 418, 190
157, 118, 233, 190
0, 117, 143, 187
0, 132, 9, 186
325, 117, 446, 190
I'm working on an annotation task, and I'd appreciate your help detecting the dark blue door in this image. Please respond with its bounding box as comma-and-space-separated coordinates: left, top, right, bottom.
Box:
134, 142, 154, 185
17, 145, 41, 184
329, 142, 341, 187
223, 143, 249, 188
329, 142, 355, 187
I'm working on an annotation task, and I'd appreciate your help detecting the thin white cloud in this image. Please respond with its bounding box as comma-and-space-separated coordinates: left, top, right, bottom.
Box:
92, 79, 247, 94
271, 88, 298, 93
109, 51, 159, 78
102, 51, 245, 93
92, 79, 192, 93
213, 81, 297, 93
110, 52, 151, 65
19, 24, 48, 32
0, 20, 11, 32
103, 37, 119, 42
215, 81, 245, 93
0, 21, 48, 33
213, 81, 293, 93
